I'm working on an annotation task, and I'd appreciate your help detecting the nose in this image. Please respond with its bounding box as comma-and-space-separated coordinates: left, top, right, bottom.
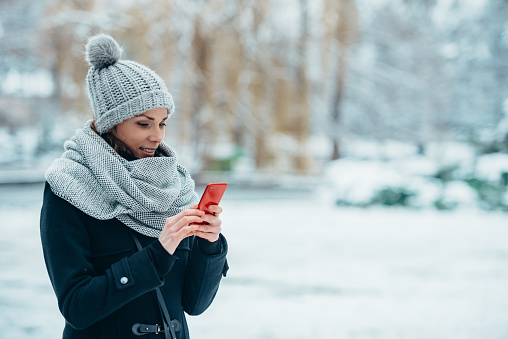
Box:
149, 126, 164, 143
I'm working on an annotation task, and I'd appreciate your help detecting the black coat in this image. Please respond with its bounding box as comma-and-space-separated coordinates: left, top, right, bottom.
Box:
40, 182, 229, 339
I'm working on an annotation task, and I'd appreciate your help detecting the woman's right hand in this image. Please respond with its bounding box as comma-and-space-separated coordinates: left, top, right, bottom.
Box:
158, 205, 204, 254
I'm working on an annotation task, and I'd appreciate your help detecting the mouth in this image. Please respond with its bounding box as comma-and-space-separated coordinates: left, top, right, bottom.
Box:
139, 147, 157, 156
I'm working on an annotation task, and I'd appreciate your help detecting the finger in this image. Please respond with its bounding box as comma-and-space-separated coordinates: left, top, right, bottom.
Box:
202, 214, 222, 227
179, 207, 205, 218
169, 209, 204, 225
189, 203, 198, 209
196, 224, 210, 233
179, 215, 205, 228
167, 214, 204, 231
195, 224, 221, 234
194, 231, 220, 242
207, 205, 223, 215
176, 224, 200, 240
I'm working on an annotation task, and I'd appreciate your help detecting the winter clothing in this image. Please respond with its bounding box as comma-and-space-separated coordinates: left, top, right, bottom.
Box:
40, 182, 228, 339
41, 33, 228, 338
45, 121, 197, 238
85, 34, 175, 134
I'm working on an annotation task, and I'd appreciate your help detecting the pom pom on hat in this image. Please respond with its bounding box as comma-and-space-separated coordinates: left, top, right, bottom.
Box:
85, 34, 123, 69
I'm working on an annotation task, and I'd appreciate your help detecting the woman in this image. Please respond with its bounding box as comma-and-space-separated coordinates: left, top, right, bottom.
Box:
40, 34, 228, 339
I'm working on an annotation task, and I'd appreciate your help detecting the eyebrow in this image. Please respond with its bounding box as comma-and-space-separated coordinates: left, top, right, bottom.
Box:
136, 114, 168, 121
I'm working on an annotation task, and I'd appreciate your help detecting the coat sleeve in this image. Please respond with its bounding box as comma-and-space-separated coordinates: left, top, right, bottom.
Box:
182, 234, 229, 315
40, 183, 177, 330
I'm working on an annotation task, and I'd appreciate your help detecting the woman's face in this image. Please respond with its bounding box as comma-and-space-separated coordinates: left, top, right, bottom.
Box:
110, 107, 168, 159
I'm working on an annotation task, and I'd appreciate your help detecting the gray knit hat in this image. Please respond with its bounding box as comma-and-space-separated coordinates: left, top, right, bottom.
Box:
84, 33, 175, 134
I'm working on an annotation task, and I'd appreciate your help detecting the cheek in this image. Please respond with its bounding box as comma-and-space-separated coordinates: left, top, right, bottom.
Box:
112, 126, 128, 142
117, 127, 143, 144
117, 134, 129, 143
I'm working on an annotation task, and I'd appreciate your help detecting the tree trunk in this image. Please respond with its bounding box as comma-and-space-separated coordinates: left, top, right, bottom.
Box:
325, 0, 358, 161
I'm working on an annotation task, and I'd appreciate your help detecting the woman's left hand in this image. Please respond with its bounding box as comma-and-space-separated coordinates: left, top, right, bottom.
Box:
189, 204, 222, 242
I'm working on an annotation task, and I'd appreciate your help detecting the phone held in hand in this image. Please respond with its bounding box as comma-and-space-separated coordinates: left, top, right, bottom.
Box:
197, 183, 227, 214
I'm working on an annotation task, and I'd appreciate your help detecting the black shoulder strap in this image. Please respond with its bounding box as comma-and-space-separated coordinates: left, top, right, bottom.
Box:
131, 233, 177, 339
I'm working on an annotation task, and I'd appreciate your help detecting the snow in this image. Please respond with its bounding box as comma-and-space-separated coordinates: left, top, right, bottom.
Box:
1, 184, 508, 338
210, 142, 237, 160
324, 158, 406, 205
0, 126, 43, 166
323, 155, 447, 208
319, 139, 508, 210
433, 0, 486, 27
476, 153, 508, 182
342, 139, 419, 160
426, 141, 476, 170
1, 70, 54, 97
269, 0, 300, 39
440, 180, 478, 208
404, 176, 442, 208
0, 168, 46, 184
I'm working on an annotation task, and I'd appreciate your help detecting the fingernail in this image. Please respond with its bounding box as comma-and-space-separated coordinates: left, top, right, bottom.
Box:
209, 206, 214, 211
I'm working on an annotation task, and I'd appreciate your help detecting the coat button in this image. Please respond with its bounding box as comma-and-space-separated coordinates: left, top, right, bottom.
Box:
120, 277, 129, 285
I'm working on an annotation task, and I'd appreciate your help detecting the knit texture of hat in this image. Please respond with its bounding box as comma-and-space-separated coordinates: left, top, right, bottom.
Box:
85, 34, 175, 134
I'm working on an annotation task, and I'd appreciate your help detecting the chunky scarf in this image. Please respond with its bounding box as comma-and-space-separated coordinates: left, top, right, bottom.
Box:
45, 120, 198, 238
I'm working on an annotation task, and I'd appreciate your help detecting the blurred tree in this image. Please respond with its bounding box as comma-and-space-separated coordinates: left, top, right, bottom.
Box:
40, 0, 101, 117
293, 0, 311, 173
452, 0, 508, 137
0, 0, 45, 134
483, 0, 508, 125
116, 2, 176, 76
0, 0, 44, 74
322, 0, 358, 160
190, 17, 213, 171
172, 0, 314, 174
348, 0, 449, 155
3, 0, 506, 176
34, 0, 105, 155
231, 0, 275, 172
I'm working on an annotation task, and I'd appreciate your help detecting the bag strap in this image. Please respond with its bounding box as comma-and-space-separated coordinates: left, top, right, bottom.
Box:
131, 233, 177, 339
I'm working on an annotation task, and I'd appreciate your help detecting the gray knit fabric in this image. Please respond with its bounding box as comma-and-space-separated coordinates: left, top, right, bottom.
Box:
85, 34, 175, 134
45, 121, 199, 238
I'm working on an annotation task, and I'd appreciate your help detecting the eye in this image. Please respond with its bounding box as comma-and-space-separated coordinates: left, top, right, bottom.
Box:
160, 123, 167, 127
137, 123, 149, 127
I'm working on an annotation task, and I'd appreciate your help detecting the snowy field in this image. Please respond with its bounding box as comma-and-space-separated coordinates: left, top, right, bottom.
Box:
1, 183, 508, 338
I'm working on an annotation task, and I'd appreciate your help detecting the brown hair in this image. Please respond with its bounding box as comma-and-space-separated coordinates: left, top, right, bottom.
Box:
89, 120, 135, 157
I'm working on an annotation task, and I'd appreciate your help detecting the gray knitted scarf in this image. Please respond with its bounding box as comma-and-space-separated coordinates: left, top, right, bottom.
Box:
45, 121, 198, 238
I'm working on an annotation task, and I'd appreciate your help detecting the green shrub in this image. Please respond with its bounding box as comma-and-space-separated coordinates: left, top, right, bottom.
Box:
502, 172, 508, 186
466, 178, 506, 210
371, 187, 415, 206
433, 197, 458, 211
433, 164, 460, 182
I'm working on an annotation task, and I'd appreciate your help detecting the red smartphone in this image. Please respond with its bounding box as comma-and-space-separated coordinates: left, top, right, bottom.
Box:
197, 183, 227, 214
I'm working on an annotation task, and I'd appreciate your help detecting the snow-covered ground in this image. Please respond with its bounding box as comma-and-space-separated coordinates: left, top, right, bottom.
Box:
1, 184, 508, 338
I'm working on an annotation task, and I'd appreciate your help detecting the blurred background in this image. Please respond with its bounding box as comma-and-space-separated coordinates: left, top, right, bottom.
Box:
1, 0, 508, 208
1, 0, 508, 209
1, 0, 508, 338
